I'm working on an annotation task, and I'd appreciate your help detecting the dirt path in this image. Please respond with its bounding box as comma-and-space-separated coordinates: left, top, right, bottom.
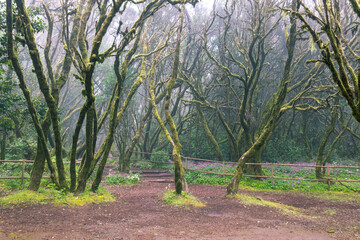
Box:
0, 172, 359, 240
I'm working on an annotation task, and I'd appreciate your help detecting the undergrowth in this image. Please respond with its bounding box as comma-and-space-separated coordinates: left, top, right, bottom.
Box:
105, 173, 140, 185
184, 161, 360, 193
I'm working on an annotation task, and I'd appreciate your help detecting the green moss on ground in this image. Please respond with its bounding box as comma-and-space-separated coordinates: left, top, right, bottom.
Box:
162, 190, 205, 208
0, 187, 114, 207
234, 193, 300, 216
300, 191, 360, 203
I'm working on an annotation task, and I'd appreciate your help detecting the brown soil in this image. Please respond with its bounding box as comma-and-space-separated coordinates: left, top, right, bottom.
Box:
0, 172, 359, 240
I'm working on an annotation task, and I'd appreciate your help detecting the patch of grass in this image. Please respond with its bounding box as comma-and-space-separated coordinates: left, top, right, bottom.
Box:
233, 193, 300, 216
300, 191, 360, 203
324, 208, 336, 216
51, 187, 115, 206
0, 186, 115, 207
162, 190, 205, 208
239, 185, 360, 204
0, 179, 29, 191
185, 171, 232, 185
0, 190, 50, 206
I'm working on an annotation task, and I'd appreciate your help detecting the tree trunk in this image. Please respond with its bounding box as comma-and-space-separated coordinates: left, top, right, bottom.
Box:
0, 129, 6, 160
91, 22, 147, 191
76, 104, 95, 193
197, 104, 225, 162
244, 150, 263, 176
7, 0, 59, 188
226, 0, 298, 195
164, 11, 186, 194
316, 102, 337, 179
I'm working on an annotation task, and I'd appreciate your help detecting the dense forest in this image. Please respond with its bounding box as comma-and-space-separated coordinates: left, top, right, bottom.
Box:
1, 0, 360, 195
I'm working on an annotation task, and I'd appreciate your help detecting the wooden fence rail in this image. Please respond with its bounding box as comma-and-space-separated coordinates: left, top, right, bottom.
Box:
130, 151, 360, 190
0, 159, 81, 184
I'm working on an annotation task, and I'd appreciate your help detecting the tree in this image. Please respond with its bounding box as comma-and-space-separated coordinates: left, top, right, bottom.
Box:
226, 0, 299, 195
7, 0, 199, 193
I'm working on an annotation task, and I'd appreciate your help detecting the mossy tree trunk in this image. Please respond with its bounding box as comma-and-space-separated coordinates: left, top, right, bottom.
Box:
120, 103, 153, 172
150, 9, 187, 194
28, 0, 86, 191
316, 100, 338, 178
15, 0, 67, 189
196, 105, 225, 162
316, 97, 348, 179
75, 0, 126, 193
6, 0, 59, 187
227, 0, 299, 195
28, 113, 51, 190
163, 9, 186, 194
0, 127, 6, 160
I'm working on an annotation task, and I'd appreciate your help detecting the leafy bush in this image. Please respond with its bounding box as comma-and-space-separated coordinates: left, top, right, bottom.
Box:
105, 173, 140, 185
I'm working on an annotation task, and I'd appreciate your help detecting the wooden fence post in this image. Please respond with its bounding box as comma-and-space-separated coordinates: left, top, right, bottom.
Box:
271, 164, 274, 186
21, 159, 25, 185
327, 166, 330, 190
222, 161, 225, 177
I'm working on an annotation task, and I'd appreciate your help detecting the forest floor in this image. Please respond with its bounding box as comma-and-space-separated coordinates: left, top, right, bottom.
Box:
0, 169, 359, 240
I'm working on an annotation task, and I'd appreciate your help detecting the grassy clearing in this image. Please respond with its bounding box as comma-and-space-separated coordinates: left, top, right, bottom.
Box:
299, 191, 360, 203
233, 193, 301, 216
0, 186, 115, 207
162, 190, 205, 208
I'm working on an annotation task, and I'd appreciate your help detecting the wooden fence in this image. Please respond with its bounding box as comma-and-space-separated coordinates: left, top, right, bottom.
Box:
0, 159, 81, 184
5, 152, 357, 189
131, 151, 360, 190
0, 160, 37, 184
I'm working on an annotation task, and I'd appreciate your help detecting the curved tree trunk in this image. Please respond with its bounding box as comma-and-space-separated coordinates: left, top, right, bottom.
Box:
316, 99, 338, 179
227, 0, 298, 195
196, 104, 225, 162
7, 0, 60, 188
